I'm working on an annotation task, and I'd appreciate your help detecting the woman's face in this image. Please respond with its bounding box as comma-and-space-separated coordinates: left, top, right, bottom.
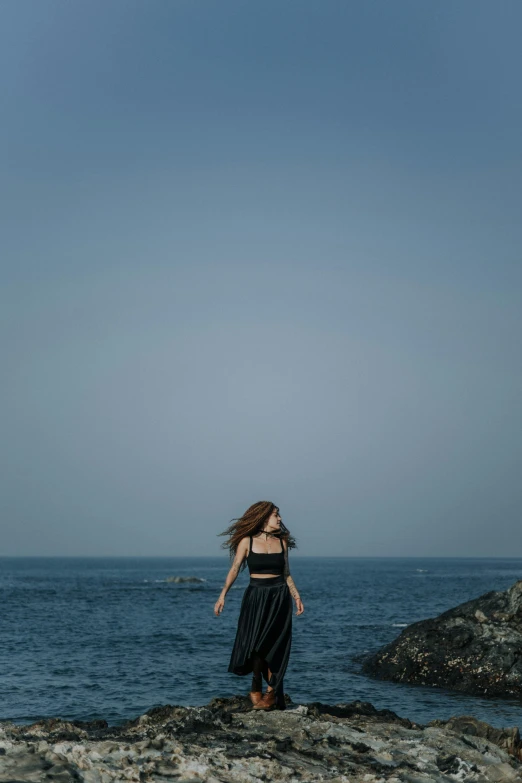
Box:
267, 508, 282, 530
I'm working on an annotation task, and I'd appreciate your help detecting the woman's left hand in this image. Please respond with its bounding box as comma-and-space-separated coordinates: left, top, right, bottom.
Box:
295, 598, 304, 616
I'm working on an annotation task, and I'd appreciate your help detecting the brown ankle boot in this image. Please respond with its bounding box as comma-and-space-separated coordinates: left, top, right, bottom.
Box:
249, 690, 263, 706
252, 688, 276, 710
249, 671, 263, 706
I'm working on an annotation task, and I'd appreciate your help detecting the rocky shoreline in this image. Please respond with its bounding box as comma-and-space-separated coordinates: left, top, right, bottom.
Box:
2, 696, 522, 782
362, 579, 522, 700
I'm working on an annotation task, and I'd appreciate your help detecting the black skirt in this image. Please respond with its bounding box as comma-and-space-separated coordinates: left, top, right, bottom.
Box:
228, 574, 292, 708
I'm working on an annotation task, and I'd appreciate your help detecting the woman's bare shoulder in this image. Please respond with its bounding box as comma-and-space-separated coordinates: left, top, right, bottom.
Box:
231, 537, 249, 564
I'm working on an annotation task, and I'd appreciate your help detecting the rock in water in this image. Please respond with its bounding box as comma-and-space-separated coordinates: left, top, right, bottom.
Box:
362, 579, 522, 699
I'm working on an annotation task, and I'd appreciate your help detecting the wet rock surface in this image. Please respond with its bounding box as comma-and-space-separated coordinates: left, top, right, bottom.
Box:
1, 696, 522, 782
362, 579, 522, 700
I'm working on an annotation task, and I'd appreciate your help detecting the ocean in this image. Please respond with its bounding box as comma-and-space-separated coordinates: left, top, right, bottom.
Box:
1, 556, 522, 728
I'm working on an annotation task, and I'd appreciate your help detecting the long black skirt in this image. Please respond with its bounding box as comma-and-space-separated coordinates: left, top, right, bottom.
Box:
228, 575, 292, 709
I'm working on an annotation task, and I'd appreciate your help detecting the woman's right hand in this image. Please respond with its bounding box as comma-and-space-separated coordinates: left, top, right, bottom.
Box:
214, 596, 225, 615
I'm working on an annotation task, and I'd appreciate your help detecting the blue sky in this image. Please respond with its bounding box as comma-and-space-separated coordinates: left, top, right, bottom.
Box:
1, 1, 521, 556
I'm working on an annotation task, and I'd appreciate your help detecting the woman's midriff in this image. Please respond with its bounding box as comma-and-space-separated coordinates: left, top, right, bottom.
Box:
250, 573, 282, 578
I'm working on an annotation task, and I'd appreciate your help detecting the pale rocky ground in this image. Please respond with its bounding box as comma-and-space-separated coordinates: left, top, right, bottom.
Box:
1, 696, 522, 782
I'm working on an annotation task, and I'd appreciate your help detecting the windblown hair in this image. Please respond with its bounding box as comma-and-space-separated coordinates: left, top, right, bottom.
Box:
218, 501, 297, 572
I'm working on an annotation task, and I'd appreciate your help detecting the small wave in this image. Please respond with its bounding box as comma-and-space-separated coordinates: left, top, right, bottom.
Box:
415, 569, 428, 573
392, 623, 408, 627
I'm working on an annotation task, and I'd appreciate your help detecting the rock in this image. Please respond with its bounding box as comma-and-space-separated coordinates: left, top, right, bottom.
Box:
429, 715, 522, 761
362, 579, 522, 700
2, 698, 522, 782
166, 576, 205, 583
305, 700, 417, 728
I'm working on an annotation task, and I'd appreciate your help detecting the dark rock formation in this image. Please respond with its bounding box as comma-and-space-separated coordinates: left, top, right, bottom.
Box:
362, 579, 522, 700
2, 697, 522, 781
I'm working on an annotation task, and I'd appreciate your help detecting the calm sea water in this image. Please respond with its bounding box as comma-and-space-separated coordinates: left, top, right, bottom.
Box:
1, 557, 522, 728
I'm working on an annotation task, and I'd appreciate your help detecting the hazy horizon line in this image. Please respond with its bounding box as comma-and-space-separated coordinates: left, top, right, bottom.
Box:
2, 554, 522, 561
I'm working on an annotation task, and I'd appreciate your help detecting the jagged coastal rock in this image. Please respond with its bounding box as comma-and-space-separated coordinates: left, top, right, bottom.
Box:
362, 579, 522, 700
2, 696, 522, 782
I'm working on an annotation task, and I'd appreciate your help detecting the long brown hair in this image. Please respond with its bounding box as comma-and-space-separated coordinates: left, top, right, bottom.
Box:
218, 501, 297, 571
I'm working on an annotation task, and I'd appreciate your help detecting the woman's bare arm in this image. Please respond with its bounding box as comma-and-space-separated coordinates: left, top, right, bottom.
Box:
221, 540, 247, 596
214, 538, 248, 614
283, 540, 303, 614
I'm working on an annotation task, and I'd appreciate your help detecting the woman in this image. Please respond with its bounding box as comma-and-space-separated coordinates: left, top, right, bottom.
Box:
214, 501, 304, 711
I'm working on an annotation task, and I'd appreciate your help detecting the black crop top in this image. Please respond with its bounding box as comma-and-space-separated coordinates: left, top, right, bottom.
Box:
246, 535, 285, 575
